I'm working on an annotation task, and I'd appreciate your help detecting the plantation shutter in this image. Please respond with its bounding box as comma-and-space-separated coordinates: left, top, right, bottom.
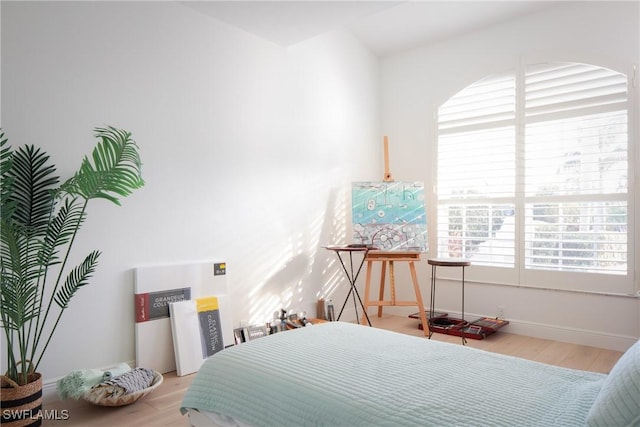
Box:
523, 62, 628, 276
436, 61, 632, 293
437, 72, 516, 267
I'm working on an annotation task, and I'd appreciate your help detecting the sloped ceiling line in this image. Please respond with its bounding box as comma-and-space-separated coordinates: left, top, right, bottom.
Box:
179, 1, 556, 56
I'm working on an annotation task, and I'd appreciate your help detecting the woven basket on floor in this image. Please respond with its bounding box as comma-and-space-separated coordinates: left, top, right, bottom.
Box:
1, 372, 43, 426
83, 371, 163, 407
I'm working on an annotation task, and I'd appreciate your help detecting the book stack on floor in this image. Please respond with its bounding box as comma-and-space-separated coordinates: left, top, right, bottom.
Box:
409, 311, 509, 340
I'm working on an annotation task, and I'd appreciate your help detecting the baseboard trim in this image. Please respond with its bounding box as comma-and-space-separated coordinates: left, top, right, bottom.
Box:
354, 306, 637, 352
498, 318, 636, 352
43, 380, 59, 402
431, 309, 636, 352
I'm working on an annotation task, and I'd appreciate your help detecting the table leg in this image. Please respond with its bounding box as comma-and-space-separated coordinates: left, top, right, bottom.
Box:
461, 266, 467, 345
335, 249, 372, 326
335, 252, 353, 322
428, 264, 436, 339
352, 251, 372, 326
336, 281, 353, 322
348, 252, 360, 323
361, 259, 373, 325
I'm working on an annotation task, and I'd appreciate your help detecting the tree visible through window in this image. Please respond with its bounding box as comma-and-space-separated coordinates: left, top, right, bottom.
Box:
436, 62, 631, 292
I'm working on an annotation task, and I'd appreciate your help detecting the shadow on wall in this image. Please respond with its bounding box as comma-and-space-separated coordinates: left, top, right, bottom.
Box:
243, 184, 350, 324
257, 253, 310, 319
310, 185, 351, 314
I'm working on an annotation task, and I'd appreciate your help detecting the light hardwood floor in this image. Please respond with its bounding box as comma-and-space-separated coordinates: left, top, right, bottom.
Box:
42, 314, 624, 426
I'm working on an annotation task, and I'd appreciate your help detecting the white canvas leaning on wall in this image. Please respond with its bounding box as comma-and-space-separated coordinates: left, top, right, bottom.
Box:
170, 295, 232, 376
134, 261, 230, 373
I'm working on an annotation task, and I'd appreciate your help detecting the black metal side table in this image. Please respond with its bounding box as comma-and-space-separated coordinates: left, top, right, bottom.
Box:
324, 245, 372, 326
427, 258, 471, 344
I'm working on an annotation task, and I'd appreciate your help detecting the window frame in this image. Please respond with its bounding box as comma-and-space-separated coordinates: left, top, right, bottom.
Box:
431, 59, 638, 296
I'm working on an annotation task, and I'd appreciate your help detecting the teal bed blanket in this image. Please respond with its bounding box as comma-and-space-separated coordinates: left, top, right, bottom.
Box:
181, 322, 606, 426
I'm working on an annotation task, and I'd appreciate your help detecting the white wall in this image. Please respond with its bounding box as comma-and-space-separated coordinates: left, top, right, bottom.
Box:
379, 1, 640, 351
1, 1, 379, 383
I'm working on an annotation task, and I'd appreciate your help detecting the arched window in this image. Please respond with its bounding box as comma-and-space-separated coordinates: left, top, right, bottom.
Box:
436, 62, 633, 295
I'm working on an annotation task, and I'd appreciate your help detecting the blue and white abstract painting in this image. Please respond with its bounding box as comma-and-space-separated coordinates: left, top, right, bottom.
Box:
351, 181, 427, 251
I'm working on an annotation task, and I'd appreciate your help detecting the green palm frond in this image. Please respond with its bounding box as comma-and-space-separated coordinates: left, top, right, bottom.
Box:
0, 218, 21, 275
54, 250, 100, 309
60, 126, 144, 205
0, 130, 10, 171
0, 274, 40, 330
38, 197, 85, 268
0, 218, 45, 286
6, 145, 59, 236
1, 142, 60, 300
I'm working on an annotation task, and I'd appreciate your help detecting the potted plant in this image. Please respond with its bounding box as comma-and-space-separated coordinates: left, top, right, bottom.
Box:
0, 126, 144, 423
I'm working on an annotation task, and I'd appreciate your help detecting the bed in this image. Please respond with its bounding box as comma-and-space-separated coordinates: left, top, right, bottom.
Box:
181, 322, 640, 427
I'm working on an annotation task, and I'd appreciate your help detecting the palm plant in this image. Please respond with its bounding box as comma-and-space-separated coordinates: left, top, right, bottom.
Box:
1, 126, 144, 386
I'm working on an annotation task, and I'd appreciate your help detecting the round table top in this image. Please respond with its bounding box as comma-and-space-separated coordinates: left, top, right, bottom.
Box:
427, 258, 471, 267
324, 245, 374, 252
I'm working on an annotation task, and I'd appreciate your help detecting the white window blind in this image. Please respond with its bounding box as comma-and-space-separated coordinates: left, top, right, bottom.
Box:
436, 61, 632, 294
524, 63, 628, 276
437, 73, 517, 268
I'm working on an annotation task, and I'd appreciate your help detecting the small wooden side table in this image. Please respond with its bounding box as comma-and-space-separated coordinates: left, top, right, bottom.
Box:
427, 258, 471, 343
362, 251, 429, 336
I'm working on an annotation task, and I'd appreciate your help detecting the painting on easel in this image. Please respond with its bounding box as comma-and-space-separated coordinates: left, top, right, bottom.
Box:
352, 181, 427, 251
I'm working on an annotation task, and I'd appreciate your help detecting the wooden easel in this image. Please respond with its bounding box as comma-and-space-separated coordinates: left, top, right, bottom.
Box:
360, 137, 430, 336
383, 135, 393, 182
